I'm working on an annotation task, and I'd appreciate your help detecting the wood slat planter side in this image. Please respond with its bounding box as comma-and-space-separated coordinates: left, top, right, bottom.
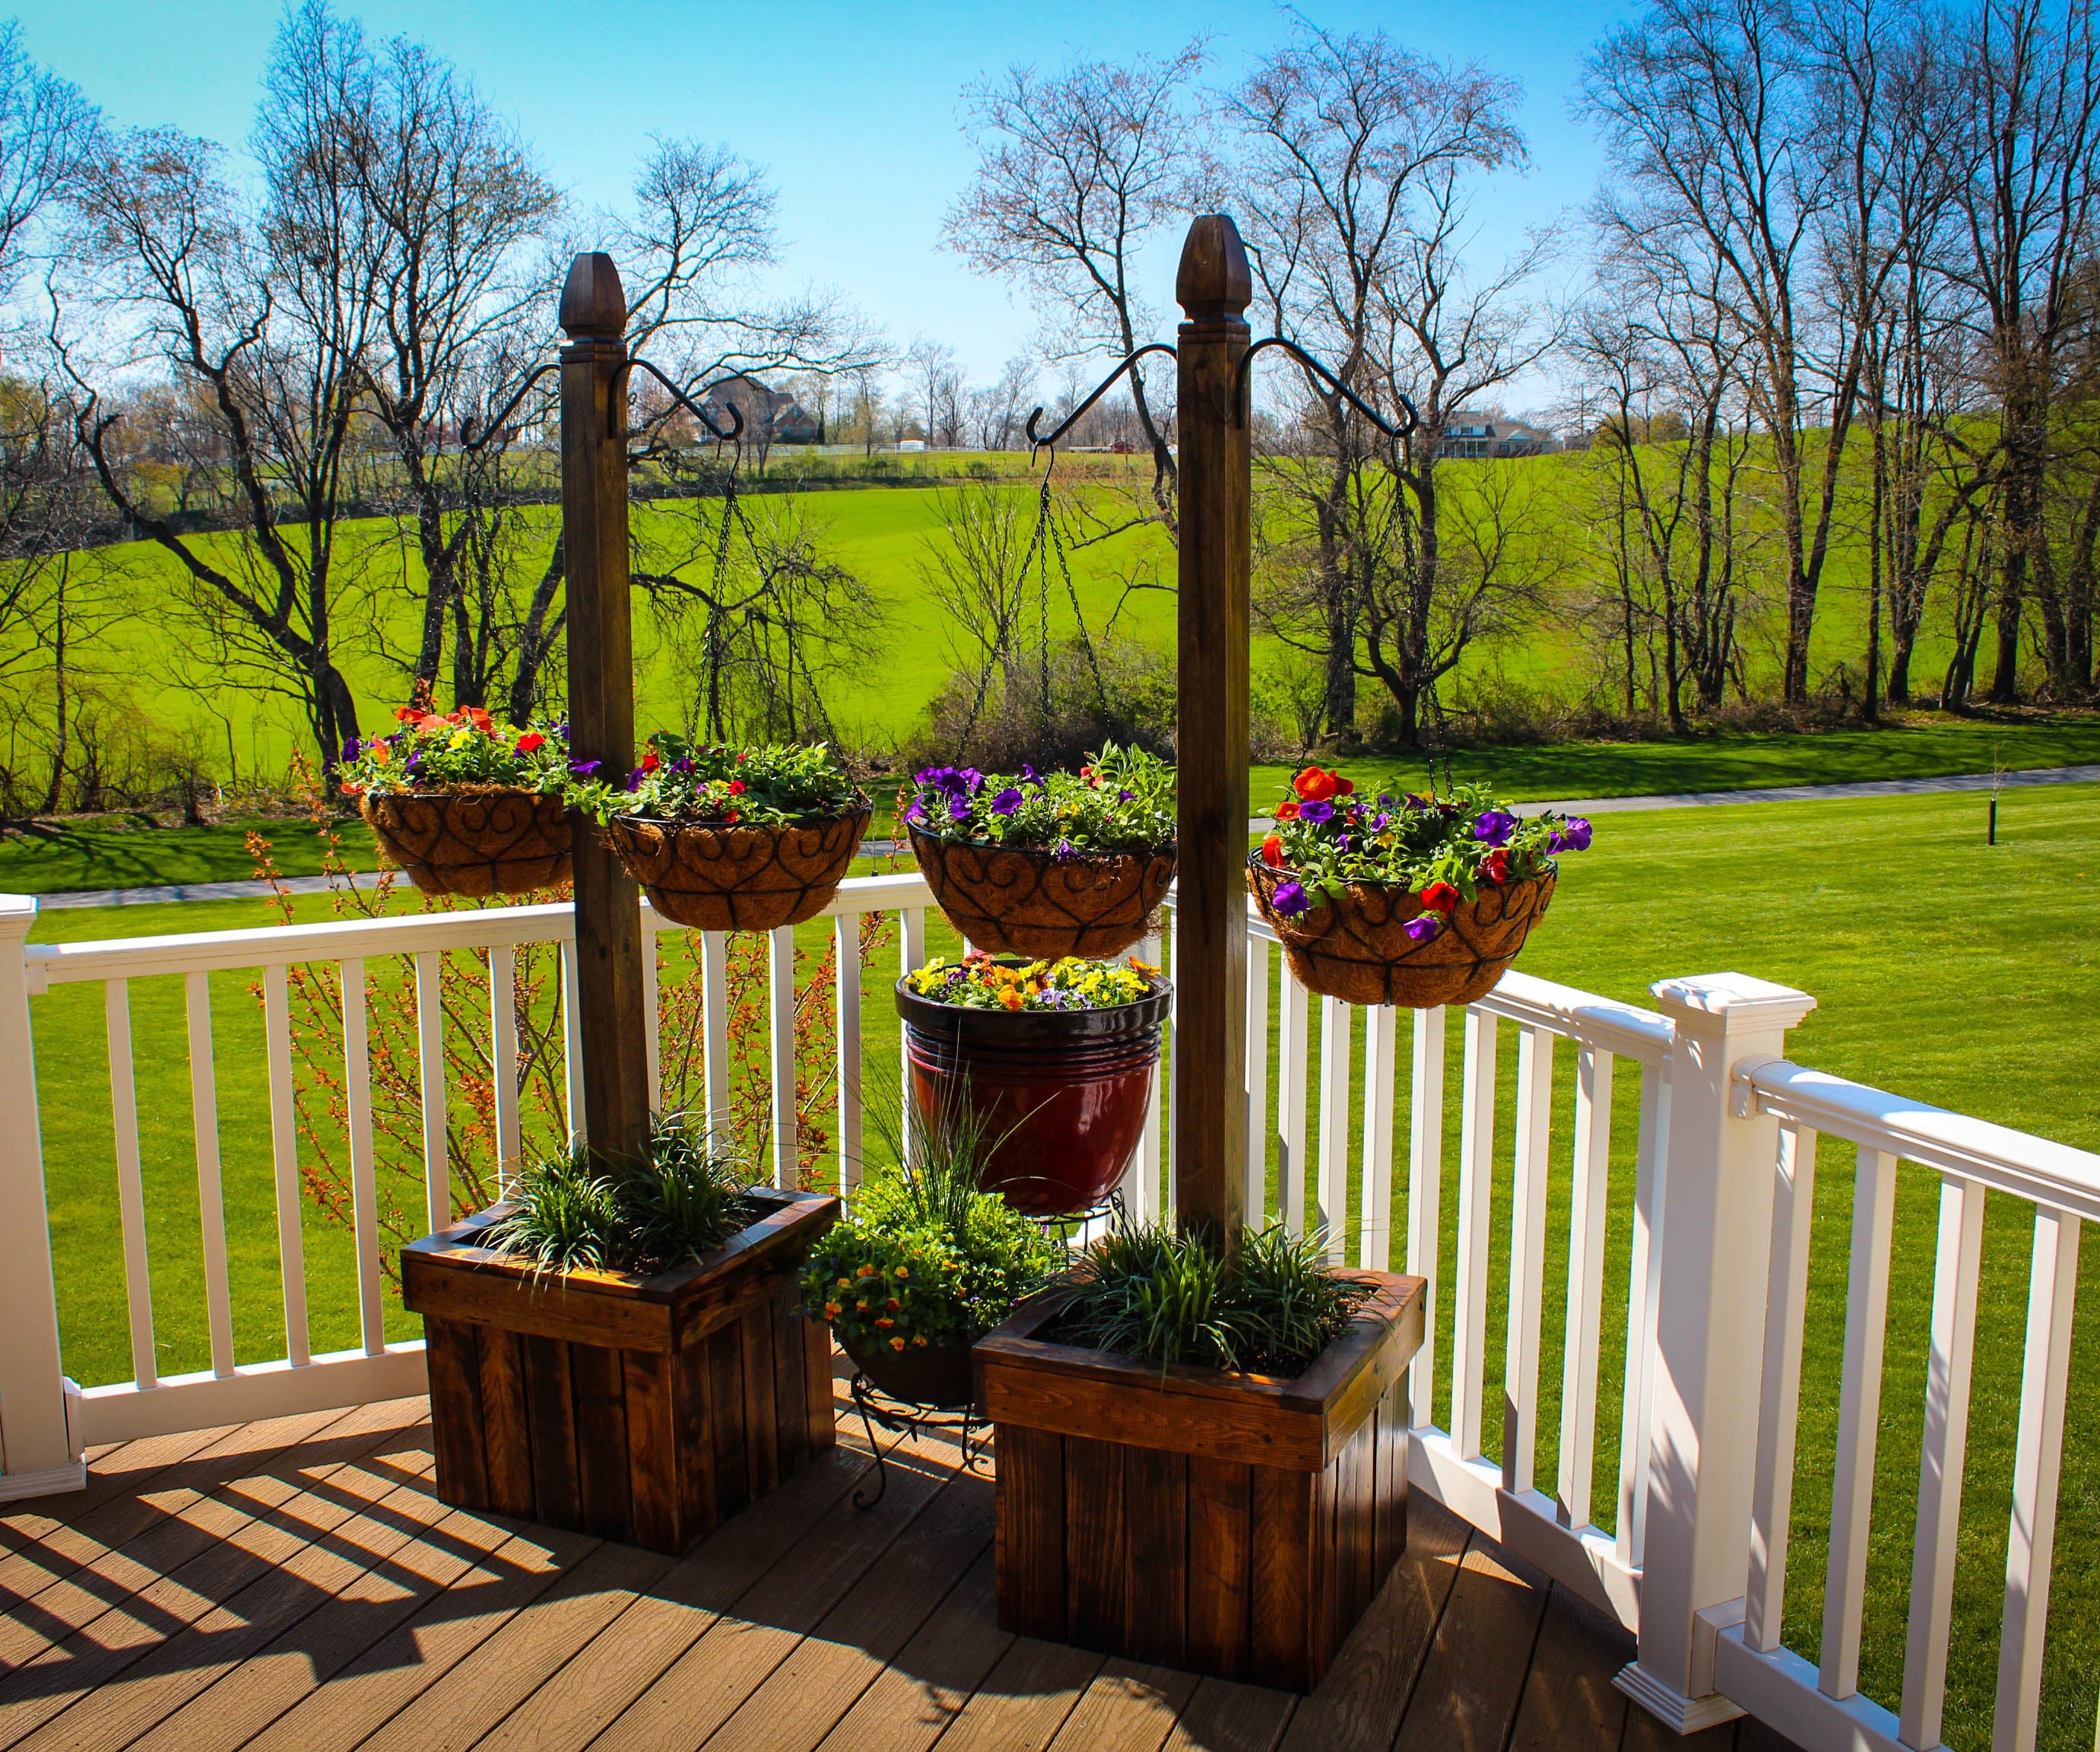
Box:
403, 1187, 837, 1553
976, 1271, 1425, 1692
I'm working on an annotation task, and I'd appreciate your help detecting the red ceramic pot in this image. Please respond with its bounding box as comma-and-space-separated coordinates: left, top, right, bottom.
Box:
894, 970, 1171, 1218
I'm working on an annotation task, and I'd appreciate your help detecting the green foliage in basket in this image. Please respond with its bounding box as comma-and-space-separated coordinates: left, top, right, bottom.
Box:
902, 741, 1173, 853
338, 705, 571, 795
569, 732, 861, 827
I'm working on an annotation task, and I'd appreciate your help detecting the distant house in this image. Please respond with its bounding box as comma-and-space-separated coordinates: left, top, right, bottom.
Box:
1437, 417, 1555, 460
697, 375, 821, 445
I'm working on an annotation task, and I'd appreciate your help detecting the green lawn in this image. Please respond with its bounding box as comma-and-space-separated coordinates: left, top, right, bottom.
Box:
0, 815, 381, 894
21, 784, 2100, 1747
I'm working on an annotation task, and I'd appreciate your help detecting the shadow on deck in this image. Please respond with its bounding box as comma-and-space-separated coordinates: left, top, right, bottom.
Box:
0, 1384, 1805, 1752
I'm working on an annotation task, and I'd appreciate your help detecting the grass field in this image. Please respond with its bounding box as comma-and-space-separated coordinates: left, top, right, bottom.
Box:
19, 782, 2100, 1747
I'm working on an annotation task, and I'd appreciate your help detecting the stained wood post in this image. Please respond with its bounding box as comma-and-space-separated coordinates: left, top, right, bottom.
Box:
1172, 216, 1254, 1246
559, 254, 651, 1166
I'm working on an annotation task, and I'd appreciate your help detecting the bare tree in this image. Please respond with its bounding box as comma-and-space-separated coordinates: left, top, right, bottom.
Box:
0, 23, 96, 308
1234, 23, 1550, 744
946, 43, 1210, 516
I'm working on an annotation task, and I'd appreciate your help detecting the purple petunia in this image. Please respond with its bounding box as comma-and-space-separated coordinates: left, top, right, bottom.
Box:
1473, 809, 1519, 847
1271, 879, 1312, 918
625, 766, 649, 792
1052, 838, 1079, 863
671, 757, 695, 775
989, 787, 1024, 816
1546, 816, 1593, 853
1298, 798, 1336, 825
1371, 811, 1392, 832
902, 799, 926, 824
341, 735, 360, 761
568, 759, 602, 778
1020, 763, 1043, 786
1404, 916, 1442, 944
403, 751, 423, 775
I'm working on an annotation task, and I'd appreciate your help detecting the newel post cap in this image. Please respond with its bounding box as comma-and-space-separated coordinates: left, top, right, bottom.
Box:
0, 894, 36, 941
1176, 214, 1252, 319
560, 252, 627, 339
1650, 972, 1816, 1036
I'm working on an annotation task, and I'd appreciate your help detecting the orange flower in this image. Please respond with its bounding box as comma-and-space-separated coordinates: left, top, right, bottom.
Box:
1274, 798, 1301, 820
1293, 766, 1337, 802
998, 988, 1023, 1011
463, 705, 493, 732
823, 1302, 841, 1319
1260, 832, 1284, 868
875, 1316, 894, 1328
890, 1336, 908, 1350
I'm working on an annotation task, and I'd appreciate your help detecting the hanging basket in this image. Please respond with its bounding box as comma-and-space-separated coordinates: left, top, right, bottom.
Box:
606, 802, 871, 932
360, 788, 572, 897
909, 827, 1175, 960
1247, 855, 1557, 1008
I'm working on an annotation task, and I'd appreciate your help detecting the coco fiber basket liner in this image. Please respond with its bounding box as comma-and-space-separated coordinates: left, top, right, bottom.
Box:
360, 789, 572, 897
908, 827, 1175, 960
1247, 855, 1557, 1008
607, 804, 871, 932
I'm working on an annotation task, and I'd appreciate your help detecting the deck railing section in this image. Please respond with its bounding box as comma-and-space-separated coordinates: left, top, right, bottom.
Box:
4, 889, 2096, 1750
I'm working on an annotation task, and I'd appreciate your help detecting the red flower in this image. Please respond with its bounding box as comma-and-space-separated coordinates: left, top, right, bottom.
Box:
728, 779, 745, 795
1274, 798, 1301, 820
1293, 767, 1337, 802
1481, 848, 1510, 885
1260, 833, 1284, 868
1421, 881, 1461, 913
724, 809, 739, 824
393, 706, 424, 725
514, 732, 545, 753
639, 750, 661, 773
1080, 765, 1096, 784
1334, 776, 1355, 796
464, 706, 493, 732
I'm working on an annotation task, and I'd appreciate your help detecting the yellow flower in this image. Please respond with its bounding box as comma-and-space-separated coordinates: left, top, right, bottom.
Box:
449, 730, 471, 749
894, 1265, 909, 1278
836, 1277, 851, 1289
855, 1264, 875, 1278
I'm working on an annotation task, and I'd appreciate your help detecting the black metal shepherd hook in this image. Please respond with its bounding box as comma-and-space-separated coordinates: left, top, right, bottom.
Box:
1023, 343, 1178, 451
459, 357, 744, 454
1237, 336, 1420, 440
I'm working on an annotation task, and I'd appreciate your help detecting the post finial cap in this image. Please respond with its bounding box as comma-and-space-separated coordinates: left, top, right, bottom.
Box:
1176, 215, 1252, 319
560, 253, 627, 339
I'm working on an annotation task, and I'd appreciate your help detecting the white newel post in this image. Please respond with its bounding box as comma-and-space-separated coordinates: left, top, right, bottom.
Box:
0, 895, 83, 1499
1616, 972, 1816, 1731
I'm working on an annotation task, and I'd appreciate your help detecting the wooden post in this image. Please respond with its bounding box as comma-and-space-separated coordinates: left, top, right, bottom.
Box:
559, 254, 651, 1166
1172, 215, 1253, 1246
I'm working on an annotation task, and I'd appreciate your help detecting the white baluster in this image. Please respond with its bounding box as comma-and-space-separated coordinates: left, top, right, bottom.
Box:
341, 960, 383, 1357
185, 970, 235, 1379
898, 908, 925, 1161
1132, 928, 1163, 1224
1617, 1058, 1669, 1572
1504, 1024, 1553, 1494
1557, 1043, 1612, 1527
560, 937, 588, 1141
769, 924, 798, 1190
703, 929, 730, 1139
1746, 1120, 1816, 1652
487, 944, 520, 1182
1407, 1005, 1446, 1430
1899, 1172, 1987, 1748
1358, 1005, 1397, 1271
1317, 996, 1352, 1260
1451, 1008, 1498, 1462
1278, 972, 1309, 1236
1244, 932, 1270, 1226
1992, 1204, 2082, 1752
1162, 908, 1177, 1224
263, 964, 310, 1366
835, 912, 862, 1192
641, 915, 663, 1114
104, 979, 157, 1388
1819, 1144, 1898, 1700
413, 951, 449, 1239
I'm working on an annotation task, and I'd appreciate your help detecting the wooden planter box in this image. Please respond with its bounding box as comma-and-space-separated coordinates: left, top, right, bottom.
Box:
974, 1271, 1425, 1692
401, 1187, 838, 1554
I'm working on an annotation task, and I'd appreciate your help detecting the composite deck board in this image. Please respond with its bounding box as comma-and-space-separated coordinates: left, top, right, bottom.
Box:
0, 1392, 1810, 1752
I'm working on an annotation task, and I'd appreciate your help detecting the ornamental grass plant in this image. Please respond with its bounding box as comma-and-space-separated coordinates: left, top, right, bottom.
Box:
1055, 1221, 1378, 1379
1256, 766, 1592, 940
901, 741, 1173, 855
483, 1112, 754, 1277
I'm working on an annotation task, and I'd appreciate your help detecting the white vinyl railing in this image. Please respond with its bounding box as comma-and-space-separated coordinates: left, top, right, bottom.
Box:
2, 885, 2095, 1750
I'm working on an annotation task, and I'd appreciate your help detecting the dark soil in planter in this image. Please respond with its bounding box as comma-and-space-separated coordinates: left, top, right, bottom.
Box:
607, 804, 870, 931
1248, 855, 1557, 1008
361, 788, 571, 896
909, 826, 1175, 960
401, 1185, 838, 1554
895, 970, 1169, 1217
839, 1331, 976, 1409
974, 1271, 1426, 1691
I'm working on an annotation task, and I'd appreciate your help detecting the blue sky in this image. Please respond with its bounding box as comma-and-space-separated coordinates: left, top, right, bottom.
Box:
22, 0, 1635, 392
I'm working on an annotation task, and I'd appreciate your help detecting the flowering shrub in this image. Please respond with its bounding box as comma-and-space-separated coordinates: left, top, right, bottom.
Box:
569, 732, 861, 827
1257, 767, 1591, 943
799, 1114, 1058, 1354
902, 741, 1173, 855
337, 705, 571, 796
904, 951, 1160, 1013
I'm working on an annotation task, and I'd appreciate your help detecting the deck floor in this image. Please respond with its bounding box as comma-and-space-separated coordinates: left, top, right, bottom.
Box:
0, 1382, 1803, 1752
